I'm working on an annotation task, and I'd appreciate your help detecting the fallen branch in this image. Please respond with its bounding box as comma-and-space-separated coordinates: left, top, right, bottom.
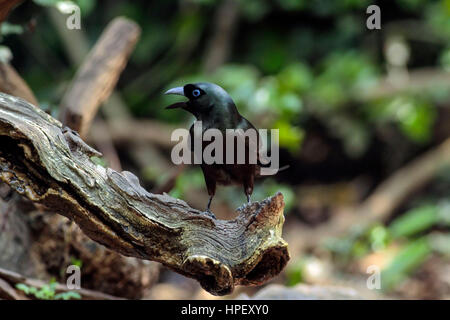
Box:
353, 136, 450, 225
203, 0, 239, 73
361, 68, 450, 100
88, 118, 177, 148
0, 277, 22, 300
0, 93, 289, 296
0, 62, 38, 106
0, 0, 22, 24
59, 17, 141, 138
291, 136, 450, 249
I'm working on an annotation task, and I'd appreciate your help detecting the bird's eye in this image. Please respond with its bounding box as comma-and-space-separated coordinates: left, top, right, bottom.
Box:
192, 89, 201, 98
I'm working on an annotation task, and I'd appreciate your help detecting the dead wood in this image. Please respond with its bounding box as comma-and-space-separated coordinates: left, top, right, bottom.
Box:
59, 17, 140, 138
0, 93, 289, 296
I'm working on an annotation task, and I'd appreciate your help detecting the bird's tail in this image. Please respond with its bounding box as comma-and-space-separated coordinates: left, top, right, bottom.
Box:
256, 160, 289, 178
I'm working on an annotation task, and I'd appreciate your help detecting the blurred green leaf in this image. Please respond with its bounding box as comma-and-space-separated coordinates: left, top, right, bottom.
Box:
285, 259, 304, 286
397, 100, 435, 143
170, 168, 205, 199
54, 291, 82, 300
76, 0, 96, 16
381, 238, 431, 291
16, 283, 30, 295
439, 47, 450, 71
426, 0, 450, 39
368, 225, 390, 251
389, 205, 438, 238
70, 257, 83, 268
33, 0, 62, 6
274, 120, 304, 153
1, 22, 24, 36
278, 63, 313, 93
369, 96, 436, 144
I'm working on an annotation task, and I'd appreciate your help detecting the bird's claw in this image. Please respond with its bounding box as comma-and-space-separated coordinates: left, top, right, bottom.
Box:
203, 209, 217, 220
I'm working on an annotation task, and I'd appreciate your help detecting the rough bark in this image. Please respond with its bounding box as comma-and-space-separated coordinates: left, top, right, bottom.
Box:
0, 93, 289, 296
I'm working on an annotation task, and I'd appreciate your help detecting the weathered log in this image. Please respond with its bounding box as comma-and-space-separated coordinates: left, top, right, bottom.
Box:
0, 93, 289, 295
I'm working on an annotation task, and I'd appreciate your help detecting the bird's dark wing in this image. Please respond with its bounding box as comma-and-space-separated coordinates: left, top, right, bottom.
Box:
234, 116, 261, 165
189, 122, 195, 153
237, 117, 289, 176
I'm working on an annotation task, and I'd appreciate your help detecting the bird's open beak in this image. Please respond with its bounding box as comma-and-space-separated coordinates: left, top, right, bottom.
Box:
164, 87, 186, 109
164, 87, 185, 96
165, 102, 187, 109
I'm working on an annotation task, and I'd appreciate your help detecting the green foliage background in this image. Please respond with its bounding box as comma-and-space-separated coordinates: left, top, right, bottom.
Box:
2, 0, 450, 297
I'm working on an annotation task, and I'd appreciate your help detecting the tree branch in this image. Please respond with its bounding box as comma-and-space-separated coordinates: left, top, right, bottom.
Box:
88, 118, 177, 148
59, 17, 141, 138
0, 62, 38, 106
0, 93, 289, 296
203, 0, 239, 74
0, 0, 22, 24
290, 136, 450, 250
360, 68, 450, 100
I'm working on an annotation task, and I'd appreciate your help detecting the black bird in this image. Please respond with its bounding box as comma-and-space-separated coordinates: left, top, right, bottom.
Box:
165, 82, 262, 215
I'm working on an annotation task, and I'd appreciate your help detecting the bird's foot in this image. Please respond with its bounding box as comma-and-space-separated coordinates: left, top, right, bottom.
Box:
203, 209, 217, 220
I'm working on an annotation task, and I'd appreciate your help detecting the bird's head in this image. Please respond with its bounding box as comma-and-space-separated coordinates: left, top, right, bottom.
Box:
164, 82, 237, 119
